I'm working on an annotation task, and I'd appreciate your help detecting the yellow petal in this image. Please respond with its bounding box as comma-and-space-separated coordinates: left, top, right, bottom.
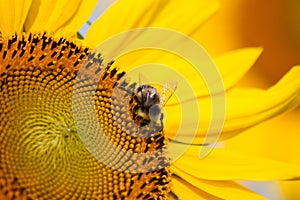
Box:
214, 47, 263, 91
161, 47, 263, 99
59, 0, 98, 33
146, 47, 261, 100
25, 0, 89, 32
165, 66, 300, 143
85, 0, 219, 46
172, 177, 221, 200
112, 48, 262, 101
221, 65, 300, 140
281, 181, 300, 200
172, 168, 266, 200
0, 0, 32, 35
171, 143, 300, 181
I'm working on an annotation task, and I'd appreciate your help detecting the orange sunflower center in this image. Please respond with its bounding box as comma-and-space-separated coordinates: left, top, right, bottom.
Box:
0, 32, 171, 200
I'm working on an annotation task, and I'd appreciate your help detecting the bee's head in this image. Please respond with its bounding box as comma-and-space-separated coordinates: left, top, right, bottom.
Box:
135, 85, 160, 108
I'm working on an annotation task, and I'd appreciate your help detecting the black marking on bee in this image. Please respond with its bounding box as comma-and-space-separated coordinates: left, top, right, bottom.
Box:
129, 84, 162, 127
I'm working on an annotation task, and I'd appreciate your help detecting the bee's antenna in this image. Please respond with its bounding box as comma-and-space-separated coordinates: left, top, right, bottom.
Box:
138, 72, 149, 86
138, 72, 142, 86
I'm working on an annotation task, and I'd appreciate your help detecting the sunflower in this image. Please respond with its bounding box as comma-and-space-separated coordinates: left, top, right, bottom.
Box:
194, 0, 300, 199
1, 0, 300, 200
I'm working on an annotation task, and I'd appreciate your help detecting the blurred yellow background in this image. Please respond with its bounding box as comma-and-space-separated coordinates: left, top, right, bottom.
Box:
196, 0, 300, 199
198, 0, 300, 88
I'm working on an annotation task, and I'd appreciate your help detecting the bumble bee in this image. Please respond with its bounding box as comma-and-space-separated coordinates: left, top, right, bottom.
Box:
129, 81, 177, 127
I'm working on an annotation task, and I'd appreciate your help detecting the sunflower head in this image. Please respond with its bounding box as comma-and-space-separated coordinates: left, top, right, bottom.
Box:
0, 32, 171, 200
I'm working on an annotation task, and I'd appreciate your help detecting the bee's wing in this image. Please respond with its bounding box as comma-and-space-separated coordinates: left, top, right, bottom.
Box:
160, 80, 178, 106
